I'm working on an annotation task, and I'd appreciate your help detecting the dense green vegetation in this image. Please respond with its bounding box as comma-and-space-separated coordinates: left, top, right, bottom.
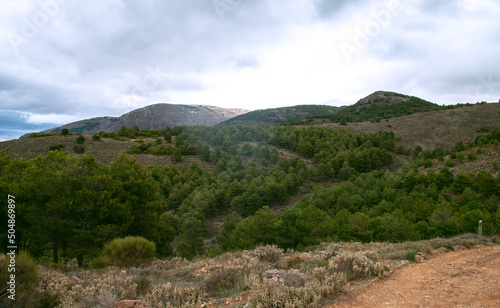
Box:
1, 124, 499, 265
220, 105, 339, 126
326, 95, 448, 123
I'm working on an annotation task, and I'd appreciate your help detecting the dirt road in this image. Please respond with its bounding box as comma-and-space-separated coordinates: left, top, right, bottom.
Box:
332, 245, 500, 308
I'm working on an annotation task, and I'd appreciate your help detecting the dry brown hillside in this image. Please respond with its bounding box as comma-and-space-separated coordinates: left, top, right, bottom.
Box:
0, 135, 216, 170
317, 103, 500, 150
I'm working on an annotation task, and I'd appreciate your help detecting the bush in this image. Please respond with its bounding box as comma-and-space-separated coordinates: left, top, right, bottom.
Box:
246, 245, 284, 263
467, 152, 477, 161
0, 251, 40, 307
445, 159, 454, 167
49, 143, 65, 151
90, 256, 109, 269
145, 283, 200, 307
76, 135, 85, 144
423, 159, 433, 168
61, 128, 69, 136
103, 236, 156, 268
406, 250, 416, 262
73, 145, 85, 154
285, 256, 305, 269
205, 267, 245, 297
328, 250, 386, 280
92, 134, 102, 141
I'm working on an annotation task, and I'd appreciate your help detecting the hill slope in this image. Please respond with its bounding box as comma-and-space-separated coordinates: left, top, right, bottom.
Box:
219, 105, 339, 126
319, 102, 500, 150
42, 104, 248, 135
327, 91, 444, 123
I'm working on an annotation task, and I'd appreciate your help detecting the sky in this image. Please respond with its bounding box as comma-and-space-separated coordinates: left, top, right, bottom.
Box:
1, 0, 499, 141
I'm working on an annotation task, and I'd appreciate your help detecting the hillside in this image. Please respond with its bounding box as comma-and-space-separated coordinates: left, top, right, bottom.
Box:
317, 102, 500, 150
219, 105, 339, 126
325, 91, 445, 123
1, 95, 499, 308
41, 104, 249, 135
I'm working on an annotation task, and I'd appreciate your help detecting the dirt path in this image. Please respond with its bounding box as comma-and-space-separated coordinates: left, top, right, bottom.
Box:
332, 245, 500, 308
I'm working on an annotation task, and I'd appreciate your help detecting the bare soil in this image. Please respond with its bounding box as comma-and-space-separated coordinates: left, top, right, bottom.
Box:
331, 244, 500, 308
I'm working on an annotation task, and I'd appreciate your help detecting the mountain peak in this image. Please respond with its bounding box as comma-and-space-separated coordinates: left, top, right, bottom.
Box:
42, 103, 249, 135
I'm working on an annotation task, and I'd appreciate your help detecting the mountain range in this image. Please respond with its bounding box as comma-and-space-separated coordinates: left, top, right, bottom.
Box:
41, 104, 249, 135
37, 91, 444, 135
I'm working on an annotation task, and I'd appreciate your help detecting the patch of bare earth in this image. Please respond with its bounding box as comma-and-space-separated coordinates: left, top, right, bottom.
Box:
331, 245, 500, 307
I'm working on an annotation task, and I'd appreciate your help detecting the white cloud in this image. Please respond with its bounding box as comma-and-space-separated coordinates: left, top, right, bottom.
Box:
0, 0, 499, 140
22, 112, 81, 125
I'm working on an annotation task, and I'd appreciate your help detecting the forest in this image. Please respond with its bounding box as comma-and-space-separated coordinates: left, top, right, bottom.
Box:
1, 124, 499, 265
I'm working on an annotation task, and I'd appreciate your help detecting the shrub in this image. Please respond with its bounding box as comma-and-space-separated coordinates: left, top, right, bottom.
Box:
467, 152, 477, 161
61, 128, 69, 136
423, 159, 433, 168
406, 251, 416, 262
76, 135, 85, 144
328, 250, 386, 280
246, 245, 284, 263
204, 267, 245, 297
90, 256, 108, 269
245, 271, 346, 308
103, 236, 156, 268
73, 145, 85, 154
445, 159, 454, 168
61, 258, 79, 272
174, 242, 192, 260
285, 256, 305, 269
0, 251, 40, 307
49, 143, 65, 151
92, 134, 102, 141
145, 283, 200, 307
133, 276, 150, 296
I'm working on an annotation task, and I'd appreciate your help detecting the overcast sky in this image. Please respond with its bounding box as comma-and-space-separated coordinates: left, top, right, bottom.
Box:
1, 0, 499, 141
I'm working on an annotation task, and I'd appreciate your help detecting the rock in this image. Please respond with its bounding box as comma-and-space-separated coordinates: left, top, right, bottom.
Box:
113, 300, 151, 308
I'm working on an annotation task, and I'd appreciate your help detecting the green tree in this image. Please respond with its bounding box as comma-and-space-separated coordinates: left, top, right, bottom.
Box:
76, 135, 85, 144
179, 213, 205, 259
217, 211, 242, 251
231, 206, 280, 250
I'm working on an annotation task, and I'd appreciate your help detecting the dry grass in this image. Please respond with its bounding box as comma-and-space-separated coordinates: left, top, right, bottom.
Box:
419, 143, 500, 177
0, 135, 218, 169
316, 103, 500, 150
22, 236, 496, 307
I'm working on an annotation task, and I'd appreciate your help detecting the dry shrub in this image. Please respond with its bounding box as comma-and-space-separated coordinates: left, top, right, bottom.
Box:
144, 283, 200, 308
245, 270, 346, 308
281, 269, 308, 288
151, 257, 189, 271
239, 255, 266, 276
284, 256, 304, 270
300, 256, 328, 273
328, 250, 386, 280
245, 245, 284, 263
319, 243, 344, 261
61, 258, 79, 272
37, 267, 137, 308
204, 266, 245, 297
